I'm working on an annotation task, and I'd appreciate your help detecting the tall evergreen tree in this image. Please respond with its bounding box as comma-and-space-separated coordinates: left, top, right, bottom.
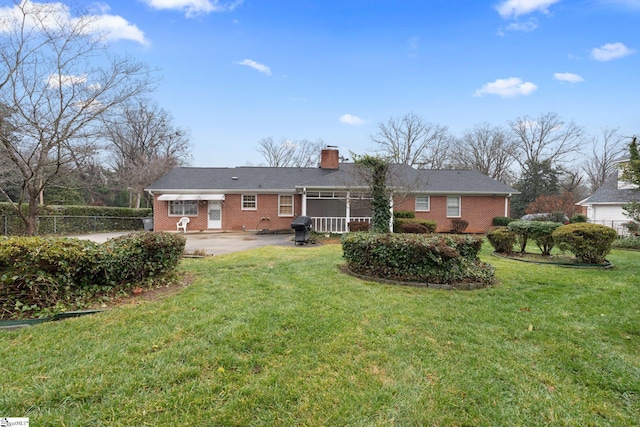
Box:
511, 159, 560, 218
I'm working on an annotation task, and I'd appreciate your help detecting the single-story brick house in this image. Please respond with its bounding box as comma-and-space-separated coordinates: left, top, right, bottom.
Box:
145, 148, 518, 233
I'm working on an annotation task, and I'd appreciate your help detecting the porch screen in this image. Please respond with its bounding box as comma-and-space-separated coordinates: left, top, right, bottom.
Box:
306, 199, 346, 217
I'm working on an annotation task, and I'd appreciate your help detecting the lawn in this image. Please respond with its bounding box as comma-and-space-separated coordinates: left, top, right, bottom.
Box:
0, 242, 639, 426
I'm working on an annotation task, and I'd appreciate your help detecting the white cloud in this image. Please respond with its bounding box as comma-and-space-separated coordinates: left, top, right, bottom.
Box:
142, 0, 244, 17
0, 1, 148, 45
46, 73, 87, 89
236, 59, 272, 75
473, 77, 538, 98
495, 0, 561, 19
553, 72, 584, 83
505, 19, 538, 32
339, 114, 367, 126
590, 42, 636, 61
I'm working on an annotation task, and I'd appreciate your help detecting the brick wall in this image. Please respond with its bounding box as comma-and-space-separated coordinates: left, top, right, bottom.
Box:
395, 195, 510, 233
152, 194, 303, 232
152, 192, 509, 233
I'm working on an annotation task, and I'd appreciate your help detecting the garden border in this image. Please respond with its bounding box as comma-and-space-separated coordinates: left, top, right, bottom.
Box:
491, 252, 614, 269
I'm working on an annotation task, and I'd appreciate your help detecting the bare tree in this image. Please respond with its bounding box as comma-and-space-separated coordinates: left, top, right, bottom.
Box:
0, 1, 154, 234
450, 122, 516, 183
582, 127, 627, 192
371, 112, 453, 168
509, 112, 585, 173
102, 98, 191, 208
257, 137, 324, 167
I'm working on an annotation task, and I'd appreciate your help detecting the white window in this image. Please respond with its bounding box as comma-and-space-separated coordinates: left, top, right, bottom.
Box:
447, 196, 461, 217
279, 195, 294, 216
416, 196, 430, 212
169, 200, 198, 216
242, 194, 257, 210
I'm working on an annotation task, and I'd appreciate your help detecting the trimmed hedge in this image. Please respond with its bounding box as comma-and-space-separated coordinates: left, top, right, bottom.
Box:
393, 217, 437, 233
0, 203, 152, 236
341, 233, 494, 285
552, 223, 617, 264
493, 216, 515, 226
0, 232, 185, 319
348, 221, 370, 232
487, 226, 517, 254
397, 222, 429, 234
508, 220, 562, 255
393, 211, 415, 219
451, 218, 469, 233
570, 213, 588, 223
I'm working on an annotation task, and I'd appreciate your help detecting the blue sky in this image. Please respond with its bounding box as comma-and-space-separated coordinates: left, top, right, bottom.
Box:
3, 0, 640, 166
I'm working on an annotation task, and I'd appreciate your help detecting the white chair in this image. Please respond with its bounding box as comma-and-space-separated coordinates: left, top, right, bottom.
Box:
176, 217, 190, 233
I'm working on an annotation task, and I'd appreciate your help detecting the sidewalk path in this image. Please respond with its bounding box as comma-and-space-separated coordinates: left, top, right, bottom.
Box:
69, 231, 295, 255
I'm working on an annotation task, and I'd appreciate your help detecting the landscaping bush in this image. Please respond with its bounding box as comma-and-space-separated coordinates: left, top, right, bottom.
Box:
486, 226, 517, 254
341, 233, 494, 285
393, 217, 436, 233
348, 221, 370, 232
493, 216, 515, 226
102, 232, 186, 285
507, 220, 537, 253
612, 235, 640, 249
0, 232, 185, 319
508, 220, 562, 255
570, 213, 588, 223
552, 223, 617, 264
531, 221, 563, 256
451, 218, 469, 233
393, 211, 415, 219
396, 222, 429, 234
623, 221, 639, 236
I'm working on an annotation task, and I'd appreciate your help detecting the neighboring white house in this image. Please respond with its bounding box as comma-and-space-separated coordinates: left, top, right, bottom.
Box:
578, 159, 640, 235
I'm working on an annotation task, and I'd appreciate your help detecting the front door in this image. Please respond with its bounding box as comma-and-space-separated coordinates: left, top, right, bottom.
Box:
208, 201, 222, 229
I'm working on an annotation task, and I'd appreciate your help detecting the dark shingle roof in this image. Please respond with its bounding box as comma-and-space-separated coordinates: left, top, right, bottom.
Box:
581, 172, 640, 204
146, 164, 517, 195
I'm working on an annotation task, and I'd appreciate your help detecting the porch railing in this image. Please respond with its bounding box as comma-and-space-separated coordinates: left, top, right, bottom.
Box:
311, 217, 371, 234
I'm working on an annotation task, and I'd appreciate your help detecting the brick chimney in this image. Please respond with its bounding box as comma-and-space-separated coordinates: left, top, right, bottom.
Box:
320, 147, 339, 169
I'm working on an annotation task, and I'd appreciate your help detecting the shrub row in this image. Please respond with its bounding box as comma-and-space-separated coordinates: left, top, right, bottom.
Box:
0, 232, 185, 319
393, 217, 437, 234
341, 233, 494, 285
487, 222, 617, 264
0, 203, 152, 236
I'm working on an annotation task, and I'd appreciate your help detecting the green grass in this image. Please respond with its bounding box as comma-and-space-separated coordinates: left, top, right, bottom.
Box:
1, 243, 639, 426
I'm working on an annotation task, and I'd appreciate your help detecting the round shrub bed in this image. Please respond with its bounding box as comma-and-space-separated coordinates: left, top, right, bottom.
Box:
341, 233, 495, 288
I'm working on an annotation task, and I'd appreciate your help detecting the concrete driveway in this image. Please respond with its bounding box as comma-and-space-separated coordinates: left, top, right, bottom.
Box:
70, 231, 296, 255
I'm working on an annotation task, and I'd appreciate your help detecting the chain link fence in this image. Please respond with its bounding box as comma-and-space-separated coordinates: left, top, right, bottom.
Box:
2, 215, 151, 236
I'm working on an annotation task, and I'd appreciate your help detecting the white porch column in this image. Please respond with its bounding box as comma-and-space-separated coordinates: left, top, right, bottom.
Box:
302, 188, 307, 216
345, 192, 351, 233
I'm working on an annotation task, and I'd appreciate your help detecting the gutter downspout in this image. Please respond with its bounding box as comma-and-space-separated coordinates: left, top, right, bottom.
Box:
505, 193, 511, 217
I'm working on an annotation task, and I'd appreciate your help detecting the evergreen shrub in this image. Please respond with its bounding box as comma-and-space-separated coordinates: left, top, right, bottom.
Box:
552, 223, 617, 264
393, 211, 415, 219
508, 220, 562, 255
393, 218, 436, 233
486, 226, 517, 254
492, 216, 515, 226
341, 233, 494, 285
0, 232, 185, 319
